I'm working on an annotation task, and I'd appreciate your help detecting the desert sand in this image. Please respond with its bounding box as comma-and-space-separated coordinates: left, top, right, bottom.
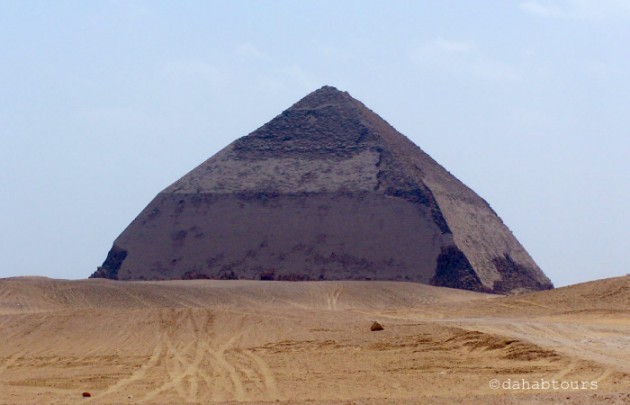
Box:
0, 276, 628, 404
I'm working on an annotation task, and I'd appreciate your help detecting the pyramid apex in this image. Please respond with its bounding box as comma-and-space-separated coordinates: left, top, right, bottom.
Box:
315, 85, 343, 93
290, 85, 354, 110
318, 84, 340, 90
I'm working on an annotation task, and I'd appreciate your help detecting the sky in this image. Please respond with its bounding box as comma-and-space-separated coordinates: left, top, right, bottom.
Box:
1, 0, 629, 287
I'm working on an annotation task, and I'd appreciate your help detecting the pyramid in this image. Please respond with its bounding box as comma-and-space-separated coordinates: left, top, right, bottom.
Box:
91, 86, 553, 294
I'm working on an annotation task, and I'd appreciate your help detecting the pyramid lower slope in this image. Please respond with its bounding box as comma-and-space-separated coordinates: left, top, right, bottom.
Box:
92, 86, 553, 294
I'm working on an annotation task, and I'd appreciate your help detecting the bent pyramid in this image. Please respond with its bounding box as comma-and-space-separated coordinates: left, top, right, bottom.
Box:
92, 86, 553, 294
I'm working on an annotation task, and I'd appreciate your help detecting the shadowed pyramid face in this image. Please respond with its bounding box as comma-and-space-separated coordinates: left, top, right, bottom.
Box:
92, 86, 553, 294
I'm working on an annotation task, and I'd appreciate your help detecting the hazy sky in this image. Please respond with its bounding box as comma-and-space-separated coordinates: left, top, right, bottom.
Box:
1, 1, 629, 287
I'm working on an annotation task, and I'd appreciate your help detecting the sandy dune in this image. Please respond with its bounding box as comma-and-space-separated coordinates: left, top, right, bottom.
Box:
0, 277, 629, 404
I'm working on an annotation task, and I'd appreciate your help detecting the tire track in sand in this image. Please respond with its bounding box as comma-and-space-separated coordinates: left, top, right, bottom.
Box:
89, 342, 164, 401
95, 309, 281, 403
138, 310, 249, 403
241, 349, 280, 400
205, 335, 246, 401
141, 334, 207, 403
550, 358, 578, 380
327, 283, 343, 311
